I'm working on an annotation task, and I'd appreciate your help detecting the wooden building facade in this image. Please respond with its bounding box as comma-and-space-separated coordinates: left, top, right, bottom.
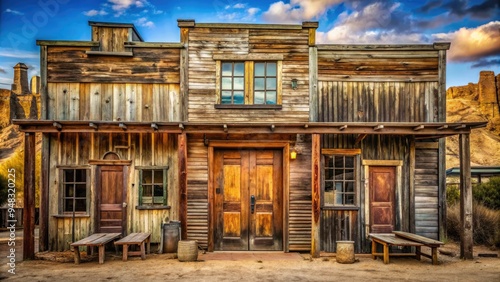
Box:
15, 20, 485, 259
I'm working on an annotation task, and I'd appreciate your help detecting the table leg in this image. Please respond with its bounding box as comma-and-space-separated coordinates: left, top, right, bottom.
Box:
140, 242, 146, 260
371, 240, 376, 260
383, 244, 389, 264
98, 245, 105, 264
416, 246, 421, 261
73, 246, 81, 265
147, 237, 151, 254
431, 247, 438, 265
122, 244, 128, 261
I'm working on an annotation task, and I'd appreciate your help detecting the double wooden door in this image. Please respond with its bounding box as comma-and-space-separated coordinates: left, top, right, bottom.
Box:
213, 149, 283, 251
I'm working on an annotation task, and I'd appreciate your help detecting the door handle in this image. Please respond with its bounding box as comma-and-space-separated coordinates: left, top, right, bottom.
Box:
250, 195, 255, 214
122, 202, 127, 208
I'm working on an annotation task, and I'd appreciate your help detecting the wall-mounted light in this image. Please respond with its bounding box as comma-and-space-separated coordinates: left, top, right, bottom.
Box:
291, 78, 298, 90
290, 149, 297, 160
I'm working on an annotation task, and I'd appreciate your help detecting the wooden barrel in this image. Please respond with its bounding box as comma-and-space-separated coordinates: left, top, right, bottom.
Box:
177, 240, 198, 262
336, 241, 355, 264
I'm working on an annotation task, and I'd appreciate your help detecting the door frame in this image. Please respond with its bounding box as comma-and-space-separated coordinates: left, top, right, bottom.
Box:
362, 160, 402, 238
207, 141, 290, 252
92, 160, 131, 234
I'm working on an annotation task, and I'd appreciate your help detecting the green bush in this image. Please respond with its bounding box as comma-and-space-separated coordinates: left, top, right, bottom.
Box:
473, 177, 500, 210
446, 184, 460, 206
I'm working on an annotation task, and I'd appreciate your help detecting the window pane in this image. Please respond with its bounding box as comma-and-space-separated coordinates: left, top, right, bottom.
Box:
345, 194, 355, 205
345, 182, 354, 193
254, 91, 265, 104
334, 169, 344, 180
75, 184, 86, 197
221, 91, 232, 104
142, 170, 152, 184
345, 156, 354, 168
334, 156, 344, 168
143, 185, 152, 197
267, 63, 276, 76
222, 63, 232, 76
324, 191, 334, 204
153, 170, 163, 184
325, 181, 334, 192
255, 78, 265, 90
75, 199, 86, 212
233, 91, 244, 104
325, 156, 334, 168
345, 169, 354, 180
266, 78, 276, 90
266, 91, 277, 104
154, 185, 164, 197
255, 63, 265, 76
65, 184, 74, 197
65, 199, 73, 212
75, 170, 86, 182
222, 77, 232, 90
234, 62, 244, 76
64, 170, 74, 182
233, 77, 244, 90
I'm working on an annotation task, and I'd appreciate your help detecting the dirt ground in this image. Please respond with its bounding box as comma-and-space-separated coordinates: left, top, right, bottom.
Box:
1, 237, 499, 282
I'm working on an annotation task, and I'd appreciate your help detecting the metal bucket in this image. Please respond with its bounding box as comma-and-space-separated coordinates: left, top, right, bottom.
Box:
336, 241, 355, 264
162, 221, 181, 253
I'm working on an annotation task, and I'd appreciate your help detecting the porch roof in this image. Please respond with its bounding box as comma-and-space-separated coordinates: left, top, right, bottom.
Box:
12, 119, 487, 138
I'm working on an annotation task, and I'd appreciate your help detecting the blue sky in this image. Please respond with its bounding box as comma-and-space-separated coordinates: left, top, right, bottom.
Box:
0, 0, 498, 89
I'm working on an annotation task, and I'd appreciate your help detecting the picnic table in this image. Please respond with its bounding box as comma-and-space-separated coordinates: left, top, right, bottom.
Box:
393, 231, 444, 265
369, 233, 424, 264
70, 233, 122, 264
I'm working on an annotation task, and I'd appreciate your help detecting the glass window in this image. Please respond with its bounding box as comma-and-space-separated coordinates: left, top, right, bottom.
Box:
139, 168, 168, 206
62, 169, 88, 213
254, 62, 277, 105
221, 62, 245, 104
324, 155, 357, 206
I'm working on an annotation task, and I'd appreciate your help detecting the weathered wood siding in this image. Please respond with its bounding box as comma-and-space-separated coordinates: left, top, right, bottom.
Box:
318, 81, 439, 123
46, 83, 180, 122
46, 46, 180, 83
187, 27, 310, 122
48, 132, 178, 251
321, 210, 359, 252
91, 26, 128, 52
318, 49, 439, 82
414, 142, 439, 239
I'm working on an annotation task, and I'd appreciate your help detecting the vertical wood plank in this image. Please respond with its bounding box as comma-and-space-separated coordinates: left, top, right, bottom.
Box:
40, 45, 48, 120
23, 133, 36, 259
125, 83, 137, 121
179, 27, 189, 121
101, 84, 113, 121
309, 47, 318, 122
69, 83, 80, 120
311, 134, 320, 258
142, 84, 153, 122
39, 133, 50, 252
89, 83, 102, 120
79, 83, 90, 120
178, 133, 188, 240
113, 83, 126, 121
459, 133, 473, 259
409, 137, 416, 233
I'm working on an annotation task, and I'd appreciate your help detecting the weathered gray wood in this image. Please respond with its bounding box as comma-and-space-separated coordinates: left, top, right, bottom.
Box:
23, 133, 36, 259
309, 47, 318, 122
459, 134, 473, 259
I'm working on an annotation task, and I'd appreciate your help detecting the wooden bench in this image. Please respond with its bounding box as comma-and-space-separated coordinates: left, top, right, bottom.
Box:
70, 233, 122, 264
114, 232, 151, 261
369, 233, 424, 264
393, 231, 444, 265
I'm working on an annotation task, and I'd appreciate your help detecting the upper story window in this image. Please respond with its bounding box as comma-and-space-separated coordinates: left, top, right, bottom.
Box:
214, 54, 283, 109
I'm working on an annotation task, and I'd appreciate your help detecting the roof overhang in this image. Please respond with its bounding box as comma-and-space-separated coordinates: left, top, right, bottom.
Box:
12, 120, 487, 138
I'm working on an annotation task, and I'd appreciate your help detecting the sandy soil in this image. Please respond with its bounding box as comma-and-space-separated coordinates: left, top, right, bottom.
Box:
1, 239, 498, 282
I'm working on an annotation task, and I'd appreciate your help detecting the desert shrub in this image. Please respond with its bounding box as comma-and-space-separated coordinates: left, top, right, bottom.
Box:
473, 177, 500, 210
446, 184, 460, 206
447, 202, 500, 247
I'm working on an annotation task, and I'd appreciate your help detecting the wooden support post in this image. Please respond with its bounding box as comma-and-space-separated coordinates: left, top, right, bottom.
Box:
311, 134, 321, 258
23, 132, 36, 260
459, 133, 473, 260
178, 133, 188, 240
39, 133, 50, 252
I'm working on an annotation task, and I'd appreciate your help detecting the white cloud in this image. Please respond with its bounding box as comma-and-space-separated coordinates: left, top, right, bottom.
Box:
5, 8, 24, 16
233, 3, 246, 9
0, 68, 6, 74
135, 17, 155, 28
263, 0, 343, 23
433, 21, 500, 62
0, 48, 38, 59
247, 8, 260, 17
83, 9, 109, 17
